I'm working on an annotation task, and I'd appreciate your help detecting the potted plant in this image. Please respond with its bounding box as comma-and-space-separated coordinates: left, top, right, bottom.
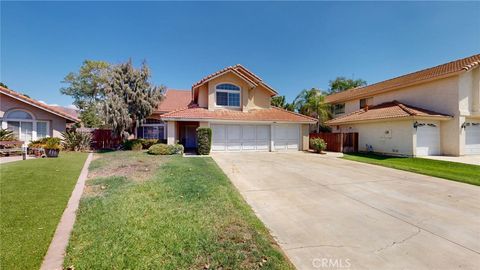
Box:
310, 138, 327, 154
44, 137, 61, 157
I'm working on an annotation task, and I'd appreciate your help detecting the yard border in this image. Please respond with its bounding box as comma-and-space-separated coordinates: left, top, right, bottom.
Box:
40, 152, 93, 270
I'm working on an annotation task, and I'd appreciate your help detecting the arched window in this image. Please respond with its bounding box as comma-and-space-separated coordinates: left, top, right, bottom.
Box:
2, 109, 49, 142
216, 83, 240, 107
6, 110, 33, 120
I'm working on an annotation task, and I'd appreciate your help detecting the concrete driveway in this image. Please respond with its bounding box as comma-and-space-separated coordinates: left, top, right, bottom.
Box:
212, 152, 480, 270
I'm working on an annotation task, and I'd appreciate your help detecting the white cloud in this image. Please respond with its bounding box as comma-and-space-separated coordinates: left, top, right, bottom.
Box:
65, 104, 78, 110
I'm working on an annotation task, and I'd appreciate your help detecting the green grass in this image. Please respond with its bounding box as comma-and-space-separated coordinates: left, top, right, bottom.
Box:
343, 153, 480, 186
0, 152, 89, 270
64, 151, 292, 270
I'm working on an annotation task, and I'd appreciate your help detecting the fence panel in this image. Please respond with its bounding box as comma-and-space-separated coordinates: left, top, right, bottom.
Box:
309, 132, 358, 153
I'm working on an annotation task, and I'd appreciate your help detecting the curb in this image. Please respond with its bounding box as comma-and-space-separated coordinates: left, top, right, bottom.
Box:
40, 152, 93, 270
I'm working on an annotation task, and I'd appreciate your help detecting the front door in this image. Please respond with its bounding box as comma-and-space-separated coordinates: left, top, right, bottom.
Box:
185, 125, 197, 148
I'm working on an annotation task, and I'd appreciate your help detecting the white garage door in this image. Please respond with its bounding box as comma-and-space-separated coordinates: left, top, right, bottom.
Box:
273, 124, 300, 151
211, 124, 270, 152
416, 124, 440, 156
465, 123, 480, 155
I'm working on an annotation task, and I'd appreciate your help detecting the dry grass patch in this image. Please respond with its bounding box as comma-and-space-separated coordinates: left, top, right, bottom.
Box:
66, 153, 293, 269
87, 151, 165, 182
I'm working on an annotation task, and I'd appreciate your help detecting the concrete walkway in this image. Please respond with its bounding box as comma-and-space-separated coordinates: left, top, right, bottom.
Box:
0, 155, 36, 164
40, 153, 93, 270
212, 152, 480, 270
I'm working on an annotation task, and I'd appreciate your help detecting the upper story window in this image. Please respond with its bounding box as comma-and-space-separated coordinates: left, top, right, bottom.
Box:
216, 83, 240, 107
333, 103, 345, 115
360, 97, 373, 109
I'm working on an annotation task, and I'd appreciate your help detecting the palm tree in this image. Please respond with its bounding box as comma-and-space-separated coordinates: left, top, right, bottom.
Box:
293, 88, 331, 132
0, 129, 15, 141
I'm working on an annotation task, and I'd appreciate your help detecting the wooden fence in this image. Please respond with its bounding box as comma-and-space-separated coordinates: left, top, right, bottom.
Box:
310, 132, 358, 153
87, 129, 121, 149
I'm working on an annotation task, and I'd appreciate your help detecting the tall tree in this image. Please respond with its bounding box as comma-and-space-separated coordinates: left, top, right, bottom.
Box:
293, 88, 331, 132
103, 60, 165, 140
328, 76, 367, 94
60, 60, 110, 127
271, 95, 294, 111
271, 96, 287, 108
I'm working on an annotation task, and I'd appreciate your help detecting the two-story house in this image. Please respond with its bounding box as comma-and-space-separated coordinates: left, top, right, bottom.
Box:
325, 54, 480, 157
137, 64, 316, 152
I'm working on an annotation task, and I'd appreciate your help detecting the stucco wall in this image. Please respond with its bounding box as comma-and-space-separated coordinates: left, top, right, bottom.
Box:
339, 120, 414, 156
247, 85, 272, 110
197, 85, 208, 108
166, 121, 177, 145
0, 94, 67, 138
205, 72, 271, 112
301, 124, 310, 151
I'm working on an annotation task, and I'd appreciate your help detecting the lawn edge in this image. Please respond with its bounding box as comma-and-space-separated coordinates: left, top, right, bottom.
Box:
341, 155, 479, 186
40, 152, 93, 270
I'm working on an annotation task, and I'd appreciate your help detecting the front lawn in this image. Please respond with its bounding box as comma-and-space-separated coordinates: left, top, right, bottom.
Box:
64, 151, 292, 269
343, 153, 480, 186
0, 152, 89, 270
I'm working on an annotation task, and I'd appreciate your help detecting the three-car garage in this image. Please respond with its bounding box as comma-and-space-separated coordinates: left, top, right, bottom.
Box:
211, 123, 301, 152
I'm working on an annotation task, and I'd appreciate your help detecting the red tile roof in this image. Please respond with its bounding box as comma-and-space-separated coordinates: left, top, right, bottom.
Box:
191, 64, 278, 95
326, 54, 480, 103
161, 106, 317, 123
0, 86, 79, 122
326, 101, 451, 125
155, 89, 192, 113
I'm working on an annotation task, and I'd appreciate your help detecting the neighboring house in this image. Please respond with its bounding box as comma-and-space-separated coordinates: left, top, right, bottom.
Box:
136, 64, 317, 151
0, 86, 79, 142
325, 54, 480, 157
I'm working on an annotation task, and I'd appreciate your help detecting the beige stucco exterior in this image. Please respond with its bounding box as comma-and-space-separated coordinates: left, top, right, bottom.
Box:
337, 120, 415, 156
163, 69, 314, 152
330, 66, 480, 156
301, 124, 310, 151
0, 93, 69, 140
195, 72, 272, 112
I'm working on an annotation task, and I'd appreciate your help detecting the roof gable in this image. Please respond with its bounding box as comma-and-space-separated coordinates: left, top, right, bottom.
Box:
326, 101, 452, 125
326, 54, 480, 103
0, 86, 79, 122
192, 64, 278, 96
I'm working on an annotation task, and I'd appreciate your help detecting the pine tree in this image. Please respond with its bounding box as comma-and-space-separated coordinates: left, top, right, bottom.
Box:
103, 60, 165, 140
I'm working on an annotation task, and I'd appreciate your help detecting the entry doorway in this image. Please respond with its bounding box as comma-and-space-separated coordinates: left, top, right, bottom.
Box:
184, 125, 197, 148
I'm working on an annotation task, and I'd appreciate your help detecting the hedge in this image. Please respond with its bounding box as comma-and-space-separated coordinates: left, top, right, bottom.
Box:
147, 144, 184, 155
196, 127, 212, 155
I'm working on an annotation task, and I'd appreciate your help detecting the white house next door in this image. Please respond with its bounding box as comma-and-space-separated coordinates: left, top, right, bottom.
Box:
465, 122, 480, 155
416, 123, 440, 156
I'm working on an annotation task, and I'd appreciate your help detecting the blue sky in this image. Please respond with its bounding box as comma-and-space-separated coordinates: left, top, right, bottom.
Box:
1, 1, 479, 107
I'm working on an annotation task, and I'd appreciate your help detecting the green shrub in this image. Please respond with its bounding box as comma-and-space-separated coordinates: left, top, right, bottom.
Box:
173, 144, 184, 155
43, 137, 62, 150
310, 138, 327, 153
123, 139, 163, 150
147, 144, 172, 155
147, 143, 184, 155
141, 139, 158, 149
0, 128, 15, 141
131, 142, 143, 151
61, 131, 92, 151
196, 127, 212, 155
122, 139, 143, 150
